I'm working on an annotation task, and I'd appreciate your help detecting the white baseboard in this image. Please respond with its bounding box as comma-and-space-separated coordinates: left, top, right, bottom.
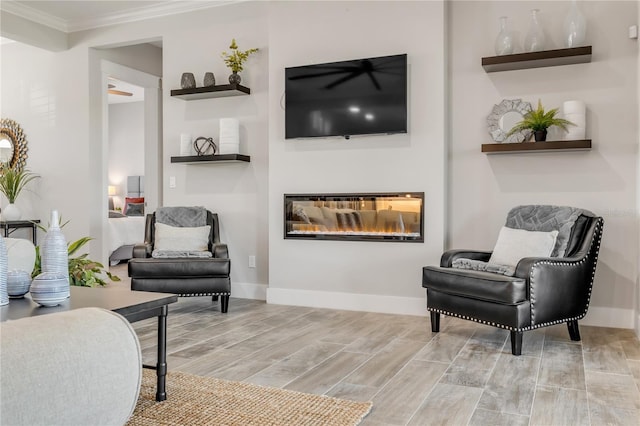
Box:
232, 282, 267, 300
266, 287, 428, 316
581, 306, 635, 329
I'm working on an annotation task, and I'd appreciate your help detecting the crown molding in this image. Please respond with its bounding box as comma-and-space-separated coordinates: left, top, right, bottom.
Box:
1, 1, 68, 32
0, 0, 245, 33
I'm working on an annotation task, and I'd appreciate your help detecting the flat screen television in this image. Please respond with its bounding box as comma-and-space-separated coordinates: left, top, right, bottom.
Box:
285, 54, 407, 139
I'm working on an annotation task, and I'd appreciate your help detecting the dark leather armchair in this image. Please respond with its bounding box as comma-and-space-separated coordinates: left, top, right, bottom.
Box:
422, 206, 604, 355
128, 210, 231, 313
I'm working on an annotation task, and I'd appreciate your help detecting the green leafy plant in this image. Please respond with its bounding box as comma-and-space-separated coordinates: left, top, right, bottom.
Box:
32, 221, 120, 287
221, 38, 259, 73
507, 99, 575, 136
0, 167, 39, 203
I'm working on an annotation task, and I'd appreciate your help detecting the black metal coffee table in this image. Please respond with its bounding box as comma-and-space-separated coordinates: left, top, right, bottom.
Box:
0, 286, 178, 401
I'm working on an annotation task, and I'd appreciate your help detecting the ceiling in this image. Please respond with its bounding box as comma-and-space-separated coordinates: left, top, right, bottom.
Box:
108, 78, 144, 105
1, 0, 239, 32
1, 1, 238, 104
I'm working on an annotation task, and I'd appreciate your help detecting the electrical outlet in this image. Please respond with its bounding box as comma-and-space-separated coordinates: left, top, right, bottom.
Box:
169, 176, 176, 188
248, 255, 256, 268
629, 25, 638, 39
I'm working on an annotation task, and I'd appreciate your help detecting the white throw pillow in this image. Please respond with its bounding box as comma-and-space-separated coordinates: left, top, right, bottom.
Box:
489, 226, 559, 268
154, 223, 210, 252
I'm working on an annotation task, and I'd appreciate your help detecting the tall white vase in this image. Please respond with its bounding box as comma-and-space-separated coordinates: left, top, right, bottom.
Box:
40, 210, 69, 297
0, 235, 8, 306
564, 0, 586, 48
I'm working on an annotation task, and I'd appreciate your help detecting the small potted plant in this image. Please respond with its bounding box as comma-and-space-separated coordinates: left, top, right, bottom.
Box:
221, 38, 259, 85
507, 99, 575, 142
0, 167, 39, 220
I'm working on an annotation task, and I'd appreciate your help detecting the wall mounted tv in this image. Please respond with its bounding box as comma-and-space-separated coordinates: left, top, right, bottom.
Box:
285, 54, 407, 139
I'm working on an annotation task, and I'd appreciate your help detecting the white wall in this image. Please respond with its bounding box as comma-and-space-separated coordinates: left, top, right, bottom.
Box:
0, 41, 91, 241
108, 101, 144, 208
266, 1, 446, 314
449, 1, 639, 328
1, 1, 638, 326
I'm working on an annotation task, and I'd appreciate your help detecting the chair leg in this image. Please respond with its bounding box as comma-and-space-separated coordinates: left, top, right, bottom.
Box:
212, 295, 219, 302
510, 331, 523, 356
430, 312, 440, 332
220, 295, 229, 313
567, 320, 581, 341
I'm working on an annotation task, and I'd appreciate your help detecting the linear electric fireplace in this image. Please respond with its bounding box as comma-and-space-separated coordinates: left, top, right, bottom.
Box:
284, 192, 424, 242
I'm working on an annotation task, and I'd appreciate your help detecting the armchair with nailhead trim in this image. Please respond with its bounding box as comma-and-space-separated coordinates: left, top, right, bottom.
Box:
422, 205, 603, 355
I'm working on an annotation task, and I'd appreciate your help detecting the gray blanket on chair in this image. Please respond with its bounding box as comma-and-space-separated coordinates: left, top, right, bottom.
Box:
156, 206, 207, 227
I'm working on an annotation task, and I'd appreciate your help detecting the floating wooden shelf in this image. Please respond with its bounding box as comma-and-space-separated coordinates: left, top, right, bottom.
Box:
482, 140, 591, 154
170, 84, 250, 100
482, 46, 592, 72
170, 154, 251, 164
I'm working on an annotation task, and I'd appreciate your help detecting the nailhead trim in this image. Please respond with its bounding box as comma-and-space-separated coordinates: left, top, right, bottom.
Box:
179, 292, 230, 297
428, 218, 604, 333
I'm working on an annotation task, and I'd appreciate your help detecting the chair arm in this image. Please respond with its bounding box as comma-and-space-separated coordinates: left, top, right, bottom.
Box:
515, 254, 596, 326
213, 243, 229, 259
440, 249, 492, 267
133, 243, 152, 258
0, 308, 141, 425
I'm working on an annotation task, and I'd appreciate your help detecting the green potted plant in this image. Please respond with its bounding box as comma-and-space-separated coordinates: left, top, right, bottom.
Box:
221, 38, 259, 85
507, 99, 575, 142
0, 167, 39, 220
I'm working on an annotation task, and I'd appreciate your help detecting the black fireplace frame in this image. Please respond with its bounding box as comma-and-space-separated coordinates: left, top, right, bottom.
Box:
284, 192, 424, 243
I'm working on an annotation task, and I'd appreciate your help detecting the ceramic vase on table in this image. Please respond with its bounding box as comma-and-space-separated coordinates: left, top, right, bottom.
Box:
40, 210, 69, 297
524, 9, 546, 52
30, 272, 69, 307
2, 203, 21, 221
564, 0, 586, 48
7, 270, 31, 298
0, 235, 8, 306
494, 16, 514, 56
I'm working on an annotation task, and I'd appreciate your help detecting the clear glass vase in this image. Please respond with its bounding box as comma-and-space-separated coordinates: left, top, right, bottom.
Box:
494, 16, 514, 56
564, 0, 586, 48
524, 9, 546, 52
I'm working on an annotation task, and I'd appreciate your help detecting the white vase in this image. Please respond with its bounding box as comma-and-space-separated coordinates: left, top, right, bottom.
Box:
563, 0, 586, 48
40, 210, 69, 297
524, 9, 546, 52
2, 203, 22, 221
494, 16, 514, 56
563, 100, 587, 140
0, 235, 8, 306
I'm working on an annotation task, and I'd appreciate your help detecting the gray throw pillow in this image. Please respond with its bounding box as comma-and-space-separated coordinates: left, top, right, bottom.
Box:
126, 203, 144, 216
109, 210, 126, 218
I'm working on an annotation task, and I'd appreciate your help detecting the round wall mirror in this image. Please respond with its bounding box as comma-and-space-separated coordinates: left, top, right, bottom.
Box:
487, 99, 533, 143
0, 118, 28, 171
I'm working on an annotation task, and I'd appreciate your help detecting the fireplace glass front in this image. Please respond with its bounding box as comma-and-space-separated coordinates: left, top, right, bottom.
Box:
284, 192, 424, 242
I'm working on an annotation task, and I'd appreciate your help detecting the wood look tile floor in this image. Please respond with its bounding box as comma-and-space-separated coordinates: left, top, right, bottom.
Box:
112, 266, 640, 425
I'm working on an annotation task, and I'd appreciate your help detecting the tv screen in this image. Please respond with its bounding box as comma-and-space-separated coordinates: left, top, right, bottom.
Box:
285, 54, 407, 139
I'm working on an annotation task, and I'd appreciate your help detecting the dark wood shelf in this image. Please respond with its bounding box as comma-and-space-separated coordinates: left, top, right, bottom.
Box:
482, 139, 591, 154
482, 46, 592, 72
170, 154, 250, 164
170, 84, 250, 100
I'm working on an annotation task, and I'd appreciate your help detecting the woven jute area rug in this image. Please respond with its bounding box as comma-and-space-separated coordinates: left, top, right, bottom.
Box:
127, 369, 372, 426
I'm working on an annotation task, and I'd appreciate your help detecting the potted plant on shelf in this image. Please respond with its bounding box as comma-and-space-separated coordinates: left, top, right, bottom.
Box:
221, 38, 259, 85
0, 167, 40, 221
506, 99, 575, 142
